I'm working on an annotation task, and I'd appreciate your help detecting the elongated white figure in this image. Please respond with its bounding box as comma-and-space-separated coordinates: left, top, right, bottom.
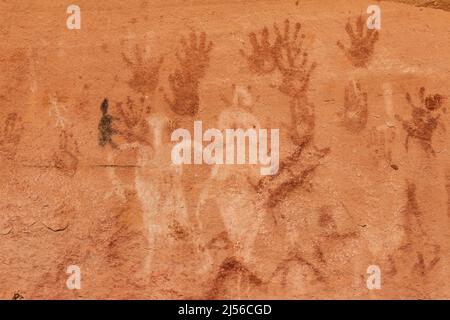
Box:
201, 85, 264, 264
134, 114, 188, 273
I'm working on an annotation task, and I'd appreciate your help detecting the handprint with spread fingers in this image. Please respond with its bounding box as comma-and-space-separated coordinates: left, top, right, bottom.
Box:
240, 19, 317, 98
122, 44, 164, 95
275, 18, 317, 98
337, 15, 379, 68
165, 31, 213, 116
176, 32, 213, 79
0, 113, 23, 160
240, 19, 328, 214
396, 87, 445, 155
270, 20, 317, 145
273, 20, 308, 71
240, 26, 277, 75
115, 96, 151, 145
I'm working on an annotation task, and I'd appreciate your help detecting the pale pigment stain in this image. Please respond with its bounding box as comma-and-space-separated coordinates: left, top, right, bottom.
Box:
22, 48, 39, 123
134, 115, 188, 273
48, 95, 67, 129
382, 82, 395, 127
27, 48, 39, 114
123, 30, 137, 52
208, 86, 265, 263
104, 114, 189, 273
105, 143, 140, 202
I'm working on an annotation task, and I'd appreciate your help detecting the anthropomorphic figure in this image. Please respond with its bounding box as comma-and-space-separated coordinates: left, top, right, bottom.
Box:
98, 98, 117, 148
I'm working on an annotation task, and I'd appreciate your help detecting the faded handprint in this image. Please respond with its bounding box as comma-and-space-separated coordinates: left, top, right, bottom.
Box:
339, 80, 368, 133
53, 130, 79, 177
337, 15, 379, 68
165, 32, 213, 116
0, 113, 23, 160
396, 87, 446, 155
117, 44, 163, 145
368, 126, 390, 165
240, 26, 277, 75
122, 44, 163, 95
115, 96, 151, 145
176, 32, 213, 79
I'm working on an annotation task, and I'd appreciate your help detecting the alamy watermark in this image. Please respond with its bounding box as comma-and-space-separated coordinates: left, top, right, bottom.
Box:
66, 265, 81, 290
171, 121, 279, 176
367, 5, 381, 30
66, 5, 81, 30
366, 265, 381, 290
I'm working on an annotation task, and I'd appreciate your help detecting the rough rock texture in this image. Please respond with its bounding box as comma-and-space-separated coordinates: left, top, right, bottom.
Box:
0, 0, 449, 299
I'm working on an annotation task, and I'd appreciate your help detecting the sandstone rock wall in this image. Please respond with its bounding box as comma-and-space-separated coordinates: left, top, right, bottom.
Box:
0, 0, 449, 299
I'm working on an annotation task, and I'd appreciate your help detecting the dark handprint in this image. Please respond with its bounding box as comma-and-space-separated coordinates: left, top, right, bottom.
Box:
0, 113, 23, 160
240, 26, 277, 75
122, 45, 163, 95
337, 15, 379, 68
176, 32, 213, 79
274, 19, 317, 95
396, 87, 445, 155
165, 32, 213, 116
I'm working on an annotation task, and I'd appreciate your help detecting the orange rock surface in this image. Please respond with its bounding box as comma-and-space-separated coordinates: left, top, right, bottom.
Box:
0, 0, 449, 299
